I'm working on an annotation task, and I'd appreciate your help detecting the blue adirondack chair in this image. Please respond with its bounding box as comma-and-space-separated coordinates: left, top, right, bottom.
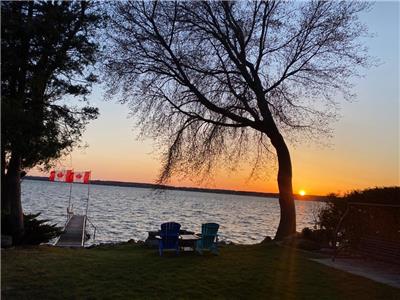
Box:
196, 223, 219, 255
156, 222, 181, 256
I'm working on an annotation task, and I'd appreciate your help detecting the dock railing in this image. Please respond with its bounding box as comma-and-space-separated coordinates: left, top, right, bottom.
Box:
83, 217, 97, 246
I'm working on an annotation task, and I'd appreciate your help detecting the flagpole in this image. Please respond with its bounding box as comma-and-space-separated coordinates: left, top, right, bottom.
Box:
67, 170, 73, 220
83, 172, 91, 247
68, 182, 73, 213
85, 172, 91, 217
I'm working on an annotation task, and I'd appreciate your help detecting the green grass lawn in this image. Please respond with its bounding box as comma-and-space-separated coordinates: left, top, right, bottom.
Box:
2, 243, 399, 299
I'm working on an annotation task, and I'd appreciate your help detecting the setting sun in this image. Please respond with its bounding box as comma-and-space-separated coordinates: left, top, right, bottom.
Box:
299, 190, 306, 196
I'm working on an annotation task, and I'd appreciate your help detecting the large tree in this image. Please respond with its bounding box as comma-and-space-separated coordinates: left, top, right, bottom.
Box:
1, 1, 101, 242
104, 1, 370, 239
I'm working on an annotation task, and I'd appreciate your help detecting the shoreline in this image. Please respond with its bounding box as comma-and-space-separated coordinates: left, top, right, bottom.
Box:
24, 176, 327, 202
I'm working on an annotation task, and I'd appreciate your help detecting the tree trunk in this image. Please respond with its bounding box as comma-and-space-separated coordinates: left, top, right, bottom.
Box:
1, 147, 7, 235
4, 151, 24, 242
1, 146, 6, 214
269, 131, 296, 240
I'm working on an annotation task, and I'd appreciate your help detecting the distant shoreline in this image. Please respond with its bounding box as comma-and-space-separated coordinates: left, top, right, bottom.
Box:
24, 176, 327, 202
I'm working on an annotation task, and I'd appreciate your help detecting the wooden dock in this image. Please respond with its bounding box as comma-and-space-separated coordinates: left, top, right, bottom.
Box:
55, 215, 86, 248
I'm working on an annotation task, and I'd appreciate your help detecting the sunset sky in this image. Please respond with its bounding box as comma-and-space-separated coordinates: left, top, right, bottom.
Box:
30, 2, 399, 196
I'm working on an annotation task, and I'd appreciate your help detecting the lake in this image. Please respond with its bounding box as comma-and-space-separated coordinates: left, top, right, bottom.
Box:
21, 179, 323, 245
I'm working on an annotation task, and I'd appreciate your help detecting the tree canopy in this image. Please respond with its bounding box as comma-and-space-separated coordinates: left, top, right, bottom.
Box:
1, 1, 102, 241
1, 1, 101, 171
104, 1, 371, 239
104, 1, 370, 181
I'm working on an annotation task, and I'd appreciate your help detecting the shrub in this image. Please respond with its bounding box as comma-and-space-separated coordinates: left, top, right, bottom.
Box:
300, 227, 330, 247
315, 193, 348, 246
345, 187, 399, 205
301, 227, 313, 240
315, 187, 400, 248
20, 213, 63, 245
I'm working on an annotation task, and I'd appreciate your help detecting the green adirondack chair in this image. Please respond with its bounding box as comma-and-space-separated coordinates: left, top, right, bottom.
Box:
196, 223, 219, 255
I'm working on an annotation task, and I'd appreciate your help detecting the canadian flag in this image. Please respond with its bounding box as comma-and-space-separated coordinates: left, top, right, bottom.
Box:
49, 170, 73, 182
72, 171, 91, 184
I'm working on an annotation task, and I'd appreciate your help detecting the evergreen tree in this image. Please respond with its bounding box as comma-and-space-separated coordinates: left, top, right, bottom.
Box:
1, 1, 101, 243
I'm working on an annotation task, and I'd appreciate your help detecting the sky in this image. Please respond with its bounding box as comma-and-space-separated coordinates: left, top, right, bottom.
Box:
30, 1, 399, 196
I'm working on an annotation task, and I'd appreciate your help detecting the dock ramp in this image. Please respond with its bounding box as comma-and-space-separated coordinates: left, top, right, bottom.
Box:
55, 215, 86, 248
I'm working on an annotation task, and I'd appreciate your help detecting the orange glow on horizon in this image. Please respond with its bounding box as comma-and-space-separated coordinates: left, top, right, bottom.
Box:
29, 160, 395, 197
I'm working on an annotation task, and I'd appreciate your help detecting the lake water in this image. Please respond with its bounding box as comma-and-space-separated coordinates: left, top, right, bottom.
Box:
21, 179, 323, 245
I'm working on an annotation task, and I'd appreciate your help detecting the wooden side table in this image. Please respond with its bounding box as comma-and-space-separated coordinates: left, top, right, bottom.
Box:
179, 234, 200, 251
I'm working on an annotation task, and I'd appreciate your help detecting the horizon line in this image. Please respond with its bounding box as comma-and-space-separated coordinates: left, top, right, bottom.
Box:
24, 175, 326, 200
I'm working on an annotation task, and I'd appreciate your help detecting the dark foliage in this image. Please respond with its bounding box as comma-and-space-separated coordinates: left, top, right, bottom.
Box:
300, 227, 331, 248
20, 213, 62, 245
315, 187, 400, 247
1, 1, 103, 240
1, 1, 102, 170
345, 186, 400, 205
314, 193, 348, 245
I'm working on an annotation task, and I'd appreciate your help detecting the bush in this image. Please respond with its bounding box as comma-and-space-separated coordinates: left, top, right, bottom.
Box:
20, 213, 63, 245
300, 227, 330, 247
315, 187, 400, 248
314, 193, 347, 246
345, 187, 399, 205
